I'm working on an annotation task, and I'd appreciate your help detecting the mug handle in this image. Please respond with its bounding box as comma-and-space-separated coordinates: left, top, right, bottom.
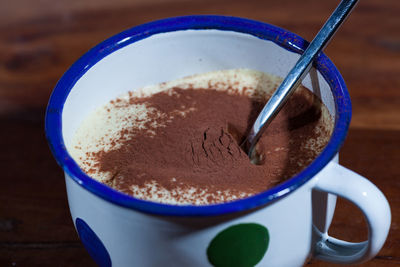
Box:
313, 161, 391, 264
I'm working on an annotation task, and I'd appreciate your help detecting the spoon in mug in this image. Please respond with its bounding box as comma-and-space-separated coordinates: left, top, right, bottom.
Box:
241, 0, 358, 161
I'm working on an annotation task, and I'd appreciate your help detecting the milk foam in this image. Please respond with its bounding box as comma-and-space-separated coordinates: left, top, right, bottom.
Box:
68, 69, 333, 205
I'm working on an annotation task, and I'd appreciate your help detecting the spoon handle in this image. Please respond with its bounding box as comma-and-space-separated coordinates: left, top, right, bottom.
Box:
244, 0, 358, 157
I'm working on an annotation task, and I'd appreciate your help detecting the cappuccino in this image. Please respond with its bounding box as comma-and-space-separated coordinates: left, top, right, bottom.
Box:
69, 69, 333, 205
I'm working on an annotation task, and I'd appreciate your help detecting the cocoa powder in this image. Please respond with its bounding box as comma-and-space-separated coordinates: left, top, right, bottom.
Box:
87, 85, 331, 204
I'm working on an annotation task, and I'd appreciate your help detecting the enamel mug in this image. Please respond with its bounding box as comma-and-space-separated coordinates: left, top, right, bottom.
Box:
45, 16, 391, 267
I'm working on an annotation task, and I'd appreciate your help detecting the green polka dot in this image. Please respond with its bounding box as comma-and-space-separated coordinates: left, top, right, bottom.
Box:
207, 223, 269, 267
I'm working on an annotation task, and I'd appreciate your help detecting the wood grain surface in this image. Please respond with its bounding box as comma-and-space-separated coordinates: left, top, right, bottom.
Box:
0, 0, 399, 266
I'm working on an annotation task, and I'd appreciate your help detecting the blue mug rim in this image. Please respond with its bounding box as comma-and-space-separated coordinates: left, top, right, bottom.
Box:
45, 15, 351, 216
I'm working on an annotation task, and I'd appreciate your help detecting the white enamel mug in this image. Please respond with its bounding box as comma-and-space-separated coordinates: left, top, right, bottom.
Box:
45, 16, 391, 267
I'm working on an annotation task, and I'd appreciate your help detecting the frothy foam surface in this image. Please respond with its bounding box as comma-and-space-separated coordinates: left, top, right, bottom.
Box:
68, 69, 333, 205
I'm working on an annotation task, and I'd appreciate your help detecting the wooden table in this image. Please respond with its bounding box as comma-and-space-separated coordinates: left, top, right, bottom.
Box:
1, 0, 399, 266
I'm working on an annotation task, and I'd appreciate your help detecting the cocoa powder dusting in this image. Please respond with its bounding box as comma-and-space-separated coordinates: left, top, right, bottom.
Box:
90, 86, 330, 204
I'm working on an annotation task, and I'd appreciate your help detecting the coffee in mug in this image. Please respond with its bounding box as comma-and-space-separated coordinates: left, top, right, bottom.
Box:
69, 69, 333, 205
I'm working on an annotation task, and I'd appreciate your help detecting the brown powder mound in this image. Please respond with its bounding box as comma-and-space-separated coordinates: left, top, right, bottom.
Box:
92, 86, 330, 204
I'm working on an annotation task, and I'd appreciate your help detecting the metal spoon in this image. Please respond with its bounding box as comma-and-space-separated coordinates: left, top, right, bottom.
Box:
242, 0, 359, 160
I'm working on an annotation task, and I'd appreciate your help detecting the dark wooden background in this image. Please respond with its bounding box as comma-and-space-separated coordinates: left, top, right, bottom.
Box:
0, 0, 399, 266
